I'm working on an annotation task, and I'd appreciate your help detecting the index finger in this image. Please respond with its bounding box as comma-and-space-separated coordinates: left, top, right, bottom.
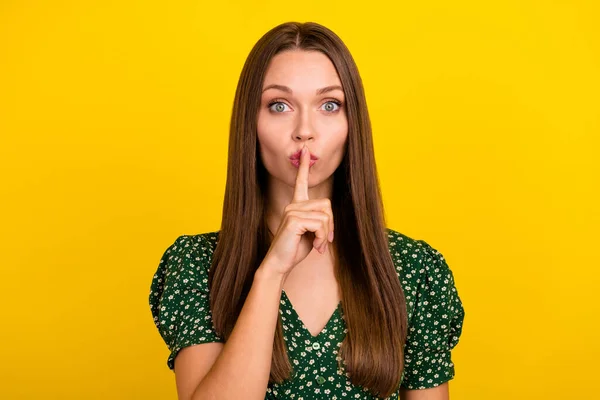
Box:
292, 145, 310, 203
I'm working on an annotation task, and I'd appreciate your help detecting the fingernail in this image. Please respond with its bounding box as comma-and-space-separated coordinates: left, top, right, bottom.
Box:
329, 231, 334, 242
301, 146, 307, 155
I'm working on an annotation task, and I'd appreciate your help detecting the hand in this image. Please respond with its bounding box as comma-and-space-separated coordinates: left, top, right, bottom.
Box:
261, 144, 335, 277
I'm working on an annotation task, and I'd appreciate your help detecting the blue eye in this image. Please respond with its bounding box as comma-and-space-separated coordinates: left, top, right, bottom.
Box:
267, 99, 343, 114
321, 100, 341, 112
268, 101, 291, 113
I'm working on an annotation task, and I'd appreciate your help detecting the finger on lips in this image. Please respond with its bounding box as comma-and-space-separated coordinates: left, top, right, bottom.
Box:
293, 145, 310, 203
292, 144, 332, 253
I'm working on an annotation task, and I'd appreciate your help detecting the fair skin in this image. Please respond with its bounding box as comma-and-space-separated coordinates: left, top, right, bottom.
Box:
257, 49, 348, 337
257, 49, 450, 400
172, 49, 449, 399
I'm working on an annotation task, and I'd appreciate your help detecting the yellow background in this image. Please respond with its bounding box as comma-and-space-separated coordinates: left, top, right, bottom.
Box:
1, 1, 598, 399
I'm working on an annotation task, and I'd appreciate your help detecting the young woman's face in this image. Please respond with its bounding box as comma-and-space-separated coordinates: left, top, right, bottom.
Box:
257, 50, 348, 189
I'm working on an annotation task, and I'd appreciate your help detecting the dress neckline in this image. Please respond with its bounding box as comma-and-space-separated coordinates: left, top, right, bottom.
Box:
281, 289, 342, 340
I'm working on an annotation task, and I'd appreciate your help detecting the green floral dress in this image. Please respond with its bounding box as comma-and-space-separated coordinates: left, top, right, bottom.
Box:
149, 228, 465, 399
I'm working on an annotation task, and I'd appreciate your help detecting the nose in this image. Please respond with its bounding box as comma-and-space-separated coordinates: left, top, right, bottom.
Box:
292, 109, 315, 142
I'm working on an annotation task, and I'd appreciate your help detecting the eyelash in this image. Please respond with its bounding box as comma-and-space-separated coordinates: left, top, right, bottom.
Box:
267, 98, 343, 114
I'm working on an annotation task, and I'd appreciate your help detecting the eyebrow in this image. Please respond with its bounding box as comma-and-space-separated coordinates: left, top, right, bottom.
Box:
262, 84, 344, 95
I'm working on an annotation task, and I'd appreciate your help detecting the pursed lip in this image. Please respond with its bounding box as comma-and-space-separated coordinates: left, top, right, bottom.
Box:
289, 149, 319, 160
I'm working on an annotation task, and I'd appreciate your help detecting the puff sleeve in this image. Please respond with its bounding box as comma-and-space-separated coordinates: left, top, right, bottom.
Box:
400, 240, 465, 390
149, 234, 224, 370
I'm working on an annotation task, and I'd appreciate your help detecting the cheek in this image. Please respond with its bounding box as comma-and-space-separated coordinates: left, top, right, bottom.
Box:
320, 114, 348, 139
326, 122, 349, 150
257, 118, 287, 150
256, 132, 282, 171
257, 110, 294, 156
257, 113, 276, 149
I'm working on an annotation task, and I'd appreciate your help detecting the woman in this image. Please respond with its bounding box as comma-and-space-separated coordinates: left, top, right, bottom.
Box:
149, 21, 465, 400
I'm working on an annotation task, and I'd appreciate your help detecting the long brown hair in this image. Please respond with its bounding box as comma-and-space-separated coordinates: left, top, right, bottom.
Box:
208, 21, 408, 398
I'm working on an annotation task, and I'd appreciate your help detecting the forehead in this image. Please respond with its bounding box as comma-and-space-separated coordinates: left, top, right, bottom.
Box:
262, 50, 342, 92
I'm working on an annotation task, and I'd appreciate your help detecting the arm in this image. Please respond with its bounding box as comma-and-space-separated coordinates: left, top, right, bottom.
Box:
174, 263, 285, 400
400, 382, 449, 400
